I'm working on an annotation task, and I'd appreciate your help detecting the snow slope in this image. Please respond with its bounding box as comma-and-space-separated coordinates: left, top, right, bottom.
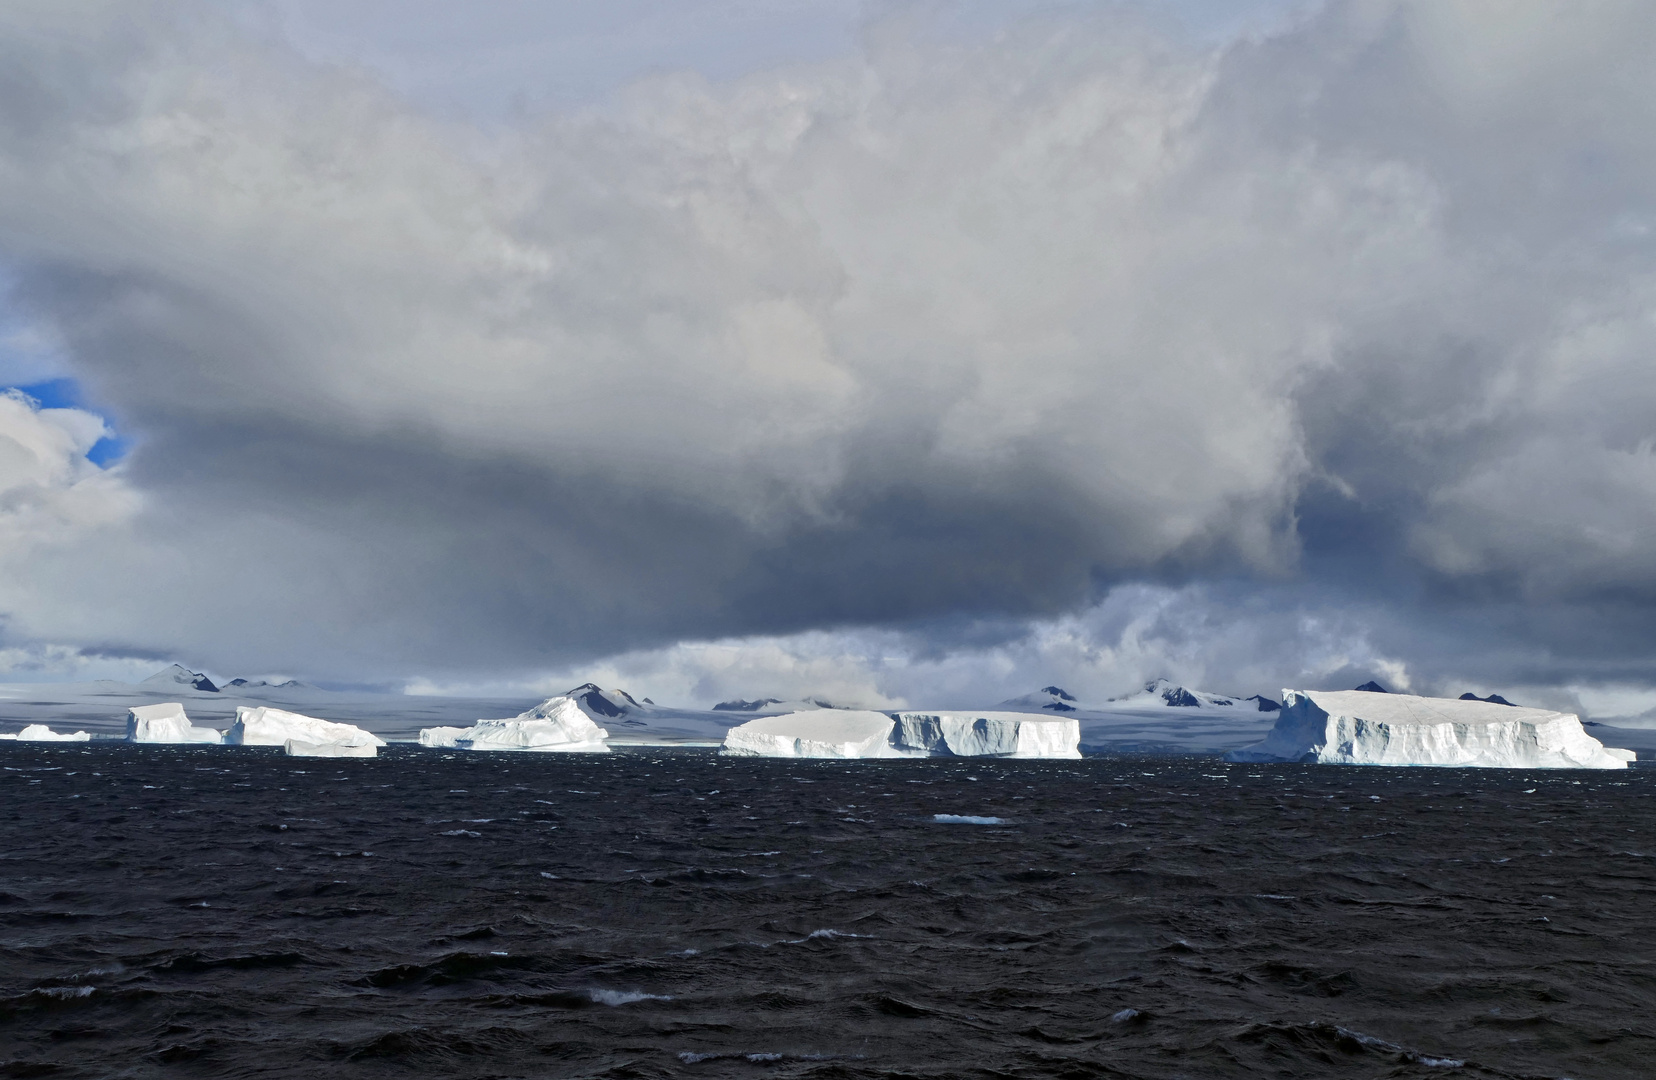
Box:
1227, 690, 1634, 769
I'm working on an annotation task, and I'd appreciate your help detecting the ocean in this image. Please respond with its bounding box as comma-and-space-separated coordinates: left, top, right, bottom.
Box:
4, 744, 1652, 1078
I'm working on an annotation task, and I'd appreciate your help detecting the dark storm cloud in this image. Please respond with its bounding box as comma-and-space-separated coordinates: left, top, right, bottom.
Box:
0, 1, 1654, 703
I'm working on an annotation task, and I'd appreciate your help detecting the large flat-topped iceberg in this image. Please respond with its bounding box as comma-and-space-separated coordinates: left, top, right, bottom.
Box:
226, 707, 385, 750
891, 712, 1081, 758
418, 696, 610, 752
1228, 690, 1635, 769
721, 709, 1081, 758
724, 710, 903, 758
127, 703, 222, 744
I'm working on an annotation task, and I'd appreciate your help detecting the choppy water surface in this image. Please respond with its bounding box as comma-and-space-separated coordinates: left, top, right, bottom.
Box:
4, 746, 1654, 1078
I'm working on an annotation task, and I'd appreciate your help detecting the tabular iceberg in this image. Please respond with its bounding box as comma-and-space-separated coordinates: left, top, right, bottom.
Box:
419, 696, 610, 752
0, 724, 90, 742
891, 712, 1081, 758
127, 703, 222, 744
721, 709, 1081, 758
1226, 689, 1635, 769
723, 710, 905, 758
226, 707, 385, 752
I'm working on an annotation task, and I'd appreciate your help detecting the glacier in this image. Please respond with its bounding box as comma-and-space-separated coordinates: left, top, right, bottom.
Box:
225, 707, 385, 751
127, 703, 222, 744
0, 724, 90, 742
721, 709, 1080, 758
418, 696, 610, 752
1227, 689, 1635, 769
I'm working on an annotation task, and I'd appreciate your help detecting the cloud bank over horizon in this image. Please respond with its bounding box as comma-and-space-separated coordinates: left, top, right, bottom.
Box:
2, 0, 1655, 713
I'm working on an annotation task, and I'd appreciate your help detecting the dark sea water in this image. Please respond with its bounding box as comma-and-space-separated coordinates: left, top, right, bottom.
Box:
4, 745, 1654, 1079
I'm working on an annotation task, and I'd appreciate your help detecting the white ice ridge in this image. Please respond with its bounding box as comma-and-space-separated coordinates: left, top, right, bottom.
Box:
226, 706, 385, 750
0, 724, 90, 742
418, 696, 610, 752
721, 709, 1081, 758
1227, 689, 1636, 769
127, 702, 222, 744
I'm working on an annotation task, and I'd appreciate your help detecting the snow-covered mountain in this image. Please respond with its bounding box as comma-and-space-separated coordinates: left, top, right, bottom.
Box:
995, 686, 1081, 712
712, 696, 839, 713
138, 664, 220, 693
564, 683, 656, 726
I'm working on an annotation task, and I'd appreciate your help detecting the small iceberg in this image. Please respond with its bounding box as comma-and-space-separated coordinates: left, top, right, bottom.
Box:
1226, 689, 1635, 769
225, 707, 384, 753
127, 703, 222, 744
419, 696, 610, 752
0, 724, 90, 742
721, 709, 1080, 759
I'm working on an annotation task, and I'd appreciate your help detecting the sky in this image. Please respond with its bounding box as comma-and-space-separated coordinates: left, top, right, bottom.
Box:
2, 0, 1656, 721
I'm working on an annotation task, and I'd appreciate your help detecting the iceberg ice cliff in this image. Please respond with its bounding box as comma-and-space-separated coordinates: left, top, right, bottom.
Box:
418, 696, 610, 752
226, 707, 384, 751
721, 709, 1080, 758
127, 703, 222, 744
1227, 690, 1635, 769
891, 712, 1081, 758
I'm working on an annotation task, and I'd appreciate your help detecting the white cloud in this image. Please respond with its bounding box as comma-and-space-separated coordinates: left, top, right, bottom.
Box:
0, 1, 1653, 697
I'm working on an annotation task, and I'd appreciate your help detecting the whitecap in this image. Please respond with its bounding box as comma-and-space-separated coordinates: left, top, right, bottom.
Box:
590, 989, 672, 1006
933, 814, 1006, 825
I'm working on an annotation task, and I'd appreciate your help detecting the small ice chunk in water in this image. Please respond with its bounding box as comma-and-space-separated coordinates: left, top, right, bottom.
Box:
933, 814, 1007, 825
284, 739, 376, 757
589, 989, 672, 1005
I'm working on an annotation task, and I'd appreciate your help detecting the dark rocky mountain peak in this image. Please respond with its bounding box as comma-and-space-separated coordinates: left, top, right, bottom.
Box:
1354, 681, 1388, 693
713, 698, 784, 712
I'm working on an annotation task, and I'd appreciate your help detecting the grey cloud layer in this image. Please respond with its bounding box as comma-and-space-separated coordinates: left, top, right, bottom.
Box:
0, 1, 1653, 694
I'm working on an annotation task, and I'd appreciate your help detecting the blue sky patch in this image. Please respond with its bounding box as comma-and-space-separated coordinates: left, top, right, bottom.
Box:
6, 376, 129, 467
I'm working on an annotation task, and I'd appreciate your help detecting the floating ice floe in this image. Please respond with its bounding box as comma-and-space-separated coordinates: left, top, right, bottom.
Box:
419, 696, 610, 752
1226, 689, 1635, 769
0, 724, 90, 742
127, 702, 222, 744
721, 709, 1080, 759
225, 706, 385, 754
284, 739, 377, 757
